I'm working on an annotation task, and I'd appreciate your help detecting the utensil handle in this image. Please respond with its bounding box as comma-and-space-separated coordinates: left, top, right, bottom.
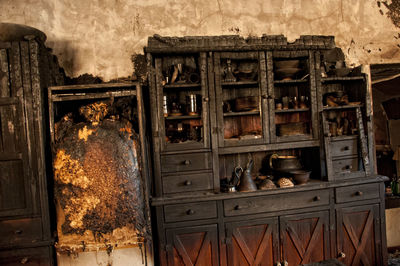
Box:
269, 154, 279, 169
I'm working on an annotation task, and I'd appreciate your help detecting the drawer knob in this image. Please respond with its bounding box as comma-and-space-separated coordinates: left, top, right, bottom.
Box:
355, 191, 363, 196
338, 252, 346, 258
184, 160, 191, 165
343, 146, 349, 151
14, 229, 23, 235
184, 180, 192, 186
344, 165, 352, 170
203, 97, 209, 102
234, 205, 241, 210
186, 209, 195, 215
20, 257, 29, 264
313, 196, 321, 201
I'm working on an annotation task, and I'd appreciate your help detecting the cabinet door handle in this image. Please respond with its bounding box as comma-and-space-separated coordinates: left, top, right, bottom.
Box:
184, 160, 191, 165
355, 191, 363, 196
184, 180, 192, 186
313, 196, 321, 201
14, 229, 23, 235
186, 209, 195, 215
338, 252, 346, 258
203, 97, 209, 102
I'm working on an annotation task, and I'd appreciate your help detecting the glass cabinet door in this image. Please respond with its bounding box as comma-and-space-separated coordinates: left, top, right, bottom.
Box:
154, 53, 210, 152
214, 51, 269, 148
267, 51, 318, 143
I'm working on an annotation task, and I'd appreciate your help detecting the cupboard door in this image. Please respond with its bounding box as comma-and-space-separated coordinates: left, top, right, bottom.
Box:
225, 217, 279, 266
214, 51, 269, 148
166, 224, 219, 266
154, 53, 211, 152
336, 204, 381, 266
280, 211, 330, 266
267, 50, 318, 143
0, 98, 33, 217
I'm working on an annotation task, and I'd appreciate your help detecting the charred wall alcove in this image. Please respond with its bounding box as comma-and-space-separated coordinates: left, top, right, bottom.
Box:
48, 83, 151, 255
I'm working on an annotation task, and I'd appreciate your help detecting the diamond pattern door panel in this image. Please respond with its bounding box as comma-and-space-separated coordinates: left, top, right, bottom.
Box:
280, 211, 330, 266
225, 217, 279, 266
166, 224, 218, 266
336, 204, 381, 266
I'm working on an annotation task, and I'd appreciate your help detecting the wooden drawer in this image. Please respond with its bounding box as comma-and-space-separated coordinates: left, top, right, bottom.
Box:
161, 152, 212, 173
164, 201, 217, 223
162, 172, 213, 194
0, 246, 52, 266
330, 138, 358, 158
224, 189, 330, 217
332, 156, 359, 175
335, 183, 380, 204
0, 218, 42, 246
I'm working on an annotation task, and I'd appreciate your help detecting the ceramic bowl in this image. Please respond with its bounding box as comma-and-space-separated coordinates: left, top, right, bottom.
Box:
290, 170, 311, 185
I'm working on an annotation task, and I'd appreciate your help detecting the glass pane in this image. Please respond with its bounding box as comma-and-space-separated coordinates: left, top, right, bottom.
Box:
161, 55, 204, 145
220, 58, 262, 142
273, 57, 312, 139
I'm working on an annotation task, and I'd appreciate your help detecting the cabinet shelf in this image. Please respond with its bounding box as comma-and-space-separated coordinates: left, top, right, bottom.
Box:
223, 110, 260, 117
164, 83, 201, 90
221, 81, 259, 86
275, 108, 310, 114
322, 104, 363, 111
321, 76, 364, 83
330, 135, 358, 141
165, 114, 202, 120
274, 79, 308, 85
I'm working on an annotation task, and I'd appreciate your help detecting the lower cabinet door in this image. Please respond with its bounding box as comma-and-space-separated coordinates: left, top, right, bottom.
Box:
225, 217, 279, 266
336, 204, 381, 266
280, 211, 330, 266
166, 224, 219, 266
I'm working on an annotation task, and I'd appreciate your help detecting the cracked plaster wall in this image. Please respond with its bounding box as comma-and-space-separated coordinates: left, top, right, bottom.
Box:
1, 0, 400, 81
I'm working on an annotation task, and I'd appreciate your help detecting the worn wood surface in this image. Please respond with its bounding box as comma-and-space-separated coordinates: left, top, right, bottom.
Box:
280, 211, 329, 265
0, 38, 63, 263
165, 224, 219, 266
225, 217, 279, 266
336, 204, 381, 266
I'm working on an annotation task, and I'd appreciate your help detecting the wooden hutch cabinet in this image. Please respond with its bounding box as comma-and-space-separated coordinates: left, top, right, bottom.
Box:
145, 35, 387, 266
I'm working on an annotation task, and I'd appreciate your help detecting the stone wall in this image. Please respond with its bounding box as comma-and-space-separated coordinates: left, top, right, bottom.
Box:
1, 0, 400, 81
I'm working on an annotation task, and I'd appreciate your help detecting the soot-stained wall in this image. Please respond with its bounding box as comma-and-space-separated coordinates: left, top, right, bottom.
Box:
1, 0, 400, 81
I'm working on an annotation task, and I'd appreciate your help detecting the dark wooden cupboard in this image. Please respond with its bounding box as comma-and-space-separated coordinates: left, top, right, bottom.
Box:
146, 35, 387, 266
0, 38, 63, 265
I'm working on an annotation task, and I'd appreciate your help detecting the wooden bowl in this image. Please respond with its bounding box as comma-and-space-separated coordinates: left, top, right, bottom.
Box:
290, 170, 311, 185
277, 122, 307, 136
234, 96, 259, 111
274, 60, 300, 69
275, 68, 301, 80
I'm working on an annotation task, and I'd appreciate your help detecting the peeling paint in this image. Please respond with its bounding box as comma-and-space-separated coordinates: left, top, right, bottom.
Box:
2, 0, 400, 81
